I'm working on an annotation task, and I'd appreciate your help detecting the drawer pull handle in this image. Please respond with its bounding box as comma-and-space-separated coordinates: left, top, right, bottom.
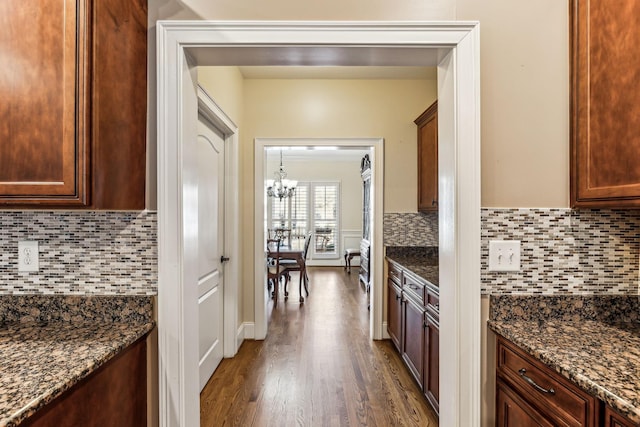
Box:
518, 368, 555, 395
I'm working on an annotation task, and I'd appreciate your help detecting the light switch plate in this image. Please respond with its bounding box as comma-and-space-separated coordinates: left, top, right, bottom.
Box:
18, 241, 39, 272
488, 240, 521, 271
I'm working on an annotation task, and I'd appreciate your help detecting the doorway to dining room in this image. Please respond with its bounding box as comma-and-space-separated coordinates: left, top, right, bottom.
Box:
255, 138, 383, 339
264, 146, 370, 267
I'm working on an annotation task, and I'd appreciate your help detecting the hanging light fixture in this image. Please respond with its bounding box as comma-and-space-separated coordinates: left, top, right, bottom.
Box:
266, 150, 297, 200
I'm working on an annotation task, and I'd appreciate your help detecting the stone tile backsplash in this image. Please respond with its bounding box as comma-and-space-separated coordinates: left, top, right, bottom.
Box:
482, 209, 640, 295
0, 211, 157, 295
384, 212, 438, 247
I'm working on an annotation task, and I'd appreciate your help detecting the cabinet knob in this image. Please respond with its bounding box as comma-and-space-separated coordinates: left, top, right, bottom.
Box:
432, 199, 438, 206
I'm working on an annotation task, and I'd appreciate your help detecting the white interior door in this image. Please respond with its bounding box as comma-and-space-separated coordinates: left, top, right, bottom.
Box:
197, 112, 225, 392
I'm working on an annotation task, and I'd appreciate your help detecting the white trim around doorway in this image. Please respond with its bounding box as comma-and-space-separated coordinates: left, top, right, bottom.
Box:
156, 21, 481, 427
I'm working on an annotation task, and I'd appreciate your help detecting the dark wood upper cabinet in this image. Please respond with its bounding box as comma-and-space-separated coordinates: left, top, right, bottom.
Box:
415, 101, 438, 212
0, 0, 146, 209
0, 0, 90, 205
570, 0, 640, 208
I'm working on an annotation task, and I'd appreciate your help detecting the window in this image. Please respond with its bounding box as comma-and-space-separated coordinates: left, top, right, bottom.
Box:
267, 181, 340, 259
312, 183, 339, 258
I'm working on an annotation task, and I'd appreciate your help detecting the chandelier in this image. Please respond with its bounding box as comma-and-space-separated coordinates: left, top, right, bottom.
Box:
266, 151, 297, 200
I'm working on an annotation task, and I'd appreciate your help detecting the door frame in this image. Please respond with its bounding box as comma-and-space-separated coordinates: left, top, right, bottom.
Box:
254, 138, 383, 341
157, 21, 481, 427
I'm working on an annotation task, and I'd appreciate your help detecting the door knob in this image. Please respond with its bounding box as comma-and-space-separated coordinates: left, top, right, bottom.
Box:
220, 256, 230, 263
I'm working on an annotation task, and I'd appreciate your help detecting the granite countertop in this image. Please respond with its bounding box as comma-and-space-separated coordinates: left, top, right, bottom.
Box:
385, 246, 439, 287
488, 295, 640, 423
0, 295, 154, 427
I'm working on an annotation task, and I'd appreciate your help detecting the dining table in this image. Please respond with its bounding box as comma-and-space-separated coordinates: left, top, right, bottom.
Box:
268, 239, 308, 302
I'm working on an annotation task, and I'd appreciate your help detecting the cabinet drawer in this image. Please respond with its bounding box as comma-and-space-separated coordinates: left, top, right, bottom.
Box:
426, 285, 439, 315
497, 337, 597, 426
388, 262, 402, 286
402, 272, 425, 306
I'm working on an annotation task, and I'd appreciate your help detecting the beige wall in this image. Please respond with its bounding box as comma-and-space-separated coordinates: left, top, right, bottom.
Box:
244, 79, 436, 212
457, 0, 570, 207
198, 67, 245, 128
177, 0, 455, 21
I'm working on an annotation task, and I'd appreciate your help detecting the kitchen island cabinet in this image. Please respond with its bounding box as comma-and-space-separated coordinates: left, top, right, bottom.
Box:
0, 0, 147, 209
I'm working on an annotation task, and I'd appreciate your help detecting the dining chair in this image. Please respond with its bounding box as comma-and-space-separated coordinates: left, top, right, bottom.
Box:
266, 238, 286, 303
270, 228, 291, 247
282, 232, 312, 301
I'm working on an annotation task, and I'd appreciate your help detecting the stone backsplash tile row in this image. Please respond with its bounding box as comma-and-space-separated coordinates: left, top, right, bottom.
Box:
0, 211, 157, 295
384, 212, 438, 247
482, 208, 640, 295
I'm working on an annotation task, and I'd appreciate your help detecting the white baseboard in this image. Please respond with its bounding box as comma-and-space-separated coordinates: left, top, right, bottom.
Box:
230, 322, 256, 357
382, 322, 390, 339
241, 322, 255, 340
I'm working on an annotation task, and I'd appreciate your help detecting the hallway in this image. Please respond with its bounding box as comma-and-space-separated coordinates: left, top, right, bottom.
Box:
200, 267, 439, 426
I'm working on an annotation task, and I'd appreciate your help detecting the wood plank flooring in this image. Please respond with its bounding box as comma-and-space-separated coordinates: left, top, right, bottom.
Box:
200, 267, 439, 427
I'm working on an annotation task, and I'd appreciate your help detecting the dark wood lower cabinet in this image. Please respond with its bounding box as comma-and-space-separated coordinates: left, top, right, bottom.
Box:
604, 406, 639, 427
386, 259, 439, 415
402, 294, 425, 388
497, 380, 555, 427
387, 279, 402, 351
424, 311, 439, 414
494, 335, 638, 427
23, 337, 147, 427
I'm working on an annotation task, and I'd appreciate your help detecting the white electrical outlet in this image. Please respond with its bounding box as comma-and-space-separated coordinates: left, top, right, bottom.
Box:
18, 241, 39, 272
489, 240, 521, 271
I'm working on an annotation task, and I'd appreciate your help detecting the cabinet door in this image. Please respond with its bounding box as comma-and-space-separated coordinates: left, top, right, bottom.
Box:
497, 380, 555, 427
570, 0, 640, 207
423, 312, 439, 414
402, 294, 425, 388
604, 405, 638, 427
0, 0, 90, 205
387, 280, 402, 351
415, 101, 438, 212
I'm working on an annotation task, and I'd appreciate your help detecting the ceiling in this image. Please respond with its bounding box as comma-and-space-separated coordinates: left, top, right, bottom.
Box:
239, 66, 436, 80
190, 46, 442, 68
266, 146, 370, 162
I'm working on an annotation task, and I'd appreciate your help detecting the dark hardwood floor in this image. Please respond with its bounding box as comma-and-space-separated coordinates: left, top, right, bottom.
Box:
200, 266, 439, 426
